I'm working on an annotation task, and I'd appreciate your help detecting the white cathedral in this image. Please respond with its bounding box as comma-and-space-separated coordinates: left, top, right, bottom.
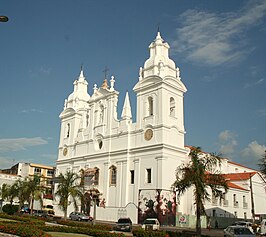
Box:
54, 32, 266, 227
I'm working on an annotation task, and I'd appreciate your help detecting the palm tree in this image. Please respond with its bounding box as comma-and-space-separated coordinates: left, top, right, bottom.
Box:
258, 150, 266, 176
0, 183, 10, 202
14, 179, 29, 211
55, 171, 81, 220
173, 146, 228, 237
26, 175, 45, 214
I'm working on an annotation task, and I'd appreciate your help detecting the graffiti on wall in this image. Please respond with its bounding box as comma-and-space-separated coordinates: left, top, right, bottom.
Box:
138, 189, 176, 226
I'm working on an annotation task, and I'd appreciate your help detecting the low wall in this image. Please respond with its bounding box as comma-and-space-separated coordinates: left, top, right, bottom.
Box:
95, 202, 138, 224
176, 214, 207, 228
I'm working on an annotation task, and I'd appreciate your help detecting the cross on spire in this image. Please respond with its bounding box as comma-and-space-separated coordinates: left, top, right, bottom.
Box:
103, 66, 109, 79
157, 23, 160, 33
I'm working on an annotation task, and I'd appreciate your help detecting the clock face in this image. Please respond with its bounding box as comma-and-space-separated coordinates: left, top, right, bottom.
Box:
144, 129, 153, 141
63, 147, 68, 156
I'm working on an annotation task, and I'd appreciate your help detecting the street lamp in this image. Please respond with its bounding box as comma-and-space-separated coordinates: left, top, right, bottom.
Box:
0, 16, 8, 22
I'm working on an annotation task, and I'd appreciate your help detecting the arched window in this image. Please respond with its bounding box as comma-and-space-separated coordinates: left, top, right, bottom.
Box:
98, 105, 104, 124
170, 97, 175, 117
109, 165, 117, 186
148, 96, 153, 116
65, 123, 70, 138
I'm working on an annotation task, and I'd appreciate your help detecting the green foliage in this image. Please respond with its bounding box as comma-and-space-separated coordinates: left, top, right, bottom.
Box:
132, 228, 166, 237
0, 221, 51, 237
55, 171, 81, 220
56, 219, 112, 230
258, 151, 266, 175
0, 214, 124, 237
2, 204, 19, 215
41, 225, 125, 237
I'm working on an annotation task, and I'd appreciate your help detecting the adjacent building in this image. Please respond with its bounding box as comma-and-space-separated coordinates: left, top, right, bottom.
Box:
0, 163, 55, 208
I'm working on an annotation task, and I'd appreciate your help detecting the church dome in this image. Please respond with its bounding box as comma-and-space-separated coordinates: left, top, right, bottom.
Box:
142, 32, 177, 79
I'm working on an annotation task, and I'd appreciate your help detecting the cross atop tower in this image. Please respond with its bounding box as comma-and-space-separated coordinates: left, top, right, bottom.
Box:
103, 66, 109, 79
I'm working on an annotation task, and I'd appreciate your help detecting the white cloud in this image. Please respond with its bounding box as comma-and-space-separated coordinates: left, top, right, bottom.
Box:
172, 1, 266, 66
0, 137, 48, 152
257, 108, 266, 117
241, 141, 266, 163
41, 153, 57, 162
244, 78, 265, 88
0, 156, 16, 169
28, 65, 51, 78
20, 108, 44, 113
217, 130, 238, 156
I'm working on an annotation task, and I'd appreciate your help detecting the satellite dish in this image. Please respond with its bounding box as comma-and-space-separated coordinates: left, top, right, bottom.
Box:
0, 16, 9, 22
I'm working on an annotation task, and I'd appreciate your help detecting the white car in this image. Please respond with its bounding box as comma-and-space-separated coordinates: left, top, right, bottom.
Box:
234, 221, 254, 233
260, 219, 266, 235
142, 218, 160, 231
224, 226, 255, 237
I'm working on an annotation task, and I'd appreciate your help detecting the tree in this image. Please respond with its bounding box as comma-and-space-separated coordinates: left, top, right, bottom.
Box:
173, 146, 228, 237
55, 171, 81, 220
14, 179, 29, 211
258, 150, 266, 176
0, 183, 10, 202
26, 175, 45, 214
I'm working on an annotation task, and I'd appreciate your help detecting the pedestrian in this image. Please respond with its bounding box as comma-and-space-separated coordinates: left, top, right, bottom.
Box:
215, 220, 218, 229
207, 219, 211, 231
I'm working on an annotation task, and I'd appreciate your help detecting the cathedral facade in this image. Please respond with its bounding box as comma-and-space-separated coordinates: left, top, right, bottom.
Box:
54, 32, 266, 226
55, 32, 188, 224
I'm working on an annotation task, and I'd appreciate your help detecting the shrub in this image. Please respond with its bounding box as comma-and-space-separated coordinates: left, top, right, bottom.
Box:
40, 225, 125, 237
2, 204, 19, 215
133, 228, 166, 237
0, 221, 51, 237
56, 219, 112, 231
0, 212, 45, 225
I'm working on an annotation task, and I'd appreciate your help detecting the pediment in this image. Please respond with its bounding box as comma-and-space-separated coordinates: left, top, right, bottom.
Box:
164, 77, 187, 92
59, 107, 75, 118
133, 75, 162, 91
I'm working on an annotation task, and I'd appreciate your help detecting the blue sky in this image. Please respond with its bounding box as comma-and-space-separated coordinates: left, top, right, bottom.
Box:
0, 0, 265, 170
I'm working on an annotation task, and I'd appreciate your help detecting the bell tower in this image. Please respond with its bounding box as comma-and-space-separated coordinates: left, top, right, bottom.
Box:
133, 32, 187, 148
58, 68, 90, 160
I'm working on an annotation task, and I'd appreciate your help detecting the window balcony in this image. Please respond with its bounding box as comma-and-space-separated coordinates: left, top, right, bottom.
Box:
212, 198, 218, 205
43, 194, 53, 200
243, 202, 248, 208
223, 200, 229, 207
234, 201, 239, 208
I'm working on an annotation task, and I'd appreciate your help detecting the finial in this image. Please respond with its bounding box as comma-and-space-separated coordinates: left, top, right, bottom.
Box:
93, 84, 98, 94
110, 75, 115, 91
101, 79, 108, 89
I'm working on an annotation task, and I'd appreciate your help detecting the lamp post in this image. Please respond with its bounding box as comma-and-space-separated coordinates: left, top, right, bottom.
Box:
0, 16, 8, 22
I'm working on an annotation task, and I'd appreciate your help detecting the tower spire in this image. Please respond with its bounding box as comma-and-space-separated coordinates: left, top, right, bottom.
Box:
121, 91, 132, 120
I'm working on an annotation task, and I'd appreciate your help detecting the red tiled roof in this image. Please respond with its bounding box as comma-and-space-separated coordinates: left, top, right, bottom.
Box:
227, 181, 249, 191
227, 160, 257, 171
224, 172, 257, 181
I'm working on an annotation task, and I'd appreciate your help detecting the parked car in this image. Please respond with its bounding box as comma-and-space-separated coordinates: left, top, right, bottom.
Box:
142, 218, 160, 231
260, 219, 266, 235
20, 206, 30, 214
224, 226, 255, 237
69, 212, 93, 221
233, 221, 254, 233
42, 205, 55, 216
114, 217, 132, 232
32, 210, 49, 218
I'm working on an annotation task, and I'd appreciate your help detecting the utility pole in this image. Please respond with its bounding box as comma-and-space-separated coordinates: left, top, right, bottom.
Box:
250, 174, 255, 223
